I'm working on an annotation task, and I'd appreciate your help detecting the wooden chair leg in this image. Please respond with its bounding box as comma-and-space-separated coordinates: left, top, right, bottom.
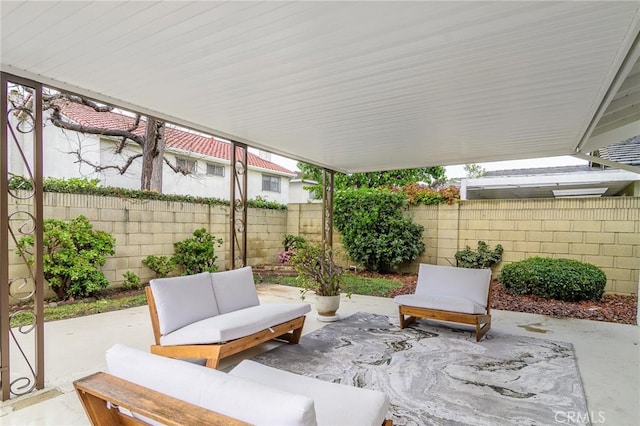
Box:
476, 317, 491, 342
290, 325, 303, 344
205, 354, 221, 369
76, 388, 121, 425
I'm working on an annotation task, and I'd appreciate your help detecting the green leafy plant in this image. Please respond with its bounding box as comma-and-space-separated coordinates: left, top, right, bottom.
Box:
334, 188, 425, 272
248, 196, 287, 210
173, 228, 223, 275
8, 175, 285, 210
282, 234, 307, 251
500, 257, 607, 302
290, 244, 344, 298
455, 241, 504, 269
16, 215, 115, 299
142, 255, 177, 278
121, 271, 141, 290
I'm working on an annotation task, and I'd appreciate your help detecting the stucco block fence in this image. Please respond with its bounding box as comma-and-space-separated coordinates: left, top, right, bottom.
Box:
7, 194, 639, 302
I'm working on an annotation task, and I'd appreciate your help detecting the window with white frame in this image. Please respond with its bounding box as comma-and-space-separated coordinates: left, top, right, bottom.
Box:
176, 157, 196, 174
206, 163, 224, 177
262, 174, 281, 192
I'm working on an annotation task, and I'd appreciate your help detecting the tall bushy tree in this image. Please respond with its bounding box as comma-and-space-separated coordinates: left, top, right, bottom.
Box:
334, 188, 425, 272
298, 162, 446, 198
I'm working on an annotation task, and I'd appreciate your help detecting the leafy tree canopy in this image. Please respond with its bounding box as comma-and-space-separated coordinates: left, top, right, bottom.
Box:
298, 163, 446, 198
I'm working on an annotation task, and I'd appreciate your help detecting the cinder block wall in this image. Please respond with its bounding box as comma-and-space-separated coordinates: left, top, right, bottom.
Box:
7, 194, 639, 297
289, 198, 639, 295
457, 198, 640, 294
8, 193, 286, 299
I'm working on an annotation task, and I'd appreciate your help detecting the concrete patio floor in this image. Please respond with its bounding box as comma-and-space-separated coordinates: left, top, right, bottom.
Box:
1, 284, 638, 425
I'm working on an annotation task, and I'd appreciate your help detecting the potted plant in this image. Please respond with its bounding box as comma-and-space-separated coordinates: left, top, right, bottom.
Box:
291, 243, 344, 322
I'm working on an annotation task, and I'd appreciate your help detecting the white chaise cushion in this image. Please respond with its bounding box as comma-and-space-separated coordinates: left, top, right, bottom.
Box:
211, 266, 260, 314
230, 360, 390, 426
415, 264, 491, 309
106, 344, 317, 426
150, 272, 218, 335
160, 303, 311, 345
394, 294, 487, 314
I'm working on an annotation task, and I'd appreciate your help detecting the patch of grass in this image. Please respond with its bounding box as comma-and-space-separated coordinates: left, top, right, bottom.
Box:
10, 293, 147, 328
264, 273, 402, 298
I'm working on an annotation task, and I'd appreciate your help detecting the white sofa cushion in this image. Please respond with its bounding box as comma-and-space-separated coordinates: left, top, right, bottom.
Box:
150, 272, 218, 335
230, 360, 390, 426
211, 266, 260, 314
415, 264, 491, 309
394, 294, 486, 314
106, 344, 317, 426
160, 303, 311, 345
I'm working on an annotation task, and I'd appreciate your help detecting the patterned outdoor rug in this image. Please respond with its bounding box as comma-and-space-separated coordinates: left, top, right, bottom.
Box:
250, 312, 589, 426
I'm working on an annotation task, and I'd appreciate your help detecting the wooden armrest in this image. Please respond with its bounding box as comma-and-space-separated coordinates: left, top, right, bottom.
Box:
74, 372, 248, 426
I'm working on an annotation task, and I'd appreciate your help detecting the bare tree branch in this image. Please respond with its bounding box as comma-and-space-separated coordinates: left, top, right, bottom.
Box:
48, 107, 145, 145
43, 93, 112, 112
67, 148, 143, 175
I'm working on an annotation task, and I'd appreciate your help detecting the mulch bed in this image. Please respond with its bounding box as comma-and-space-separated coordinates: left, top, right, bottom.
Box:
379, 272, 638, 325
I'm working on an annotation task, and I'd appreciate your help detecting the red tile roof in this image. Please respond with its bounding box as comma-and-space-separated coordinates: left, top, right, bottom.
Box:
56, 100, 295, 175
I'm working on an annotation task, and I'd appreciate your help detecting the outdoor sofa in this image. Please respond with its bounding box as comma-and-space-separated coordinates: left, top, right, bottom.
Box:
74, 344, 392, 425
145, 266, 311, 368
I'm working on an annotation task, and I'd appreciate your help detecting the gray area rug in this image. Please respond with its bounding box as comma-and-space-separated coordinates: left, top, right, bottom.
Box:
250, 312, 589, 426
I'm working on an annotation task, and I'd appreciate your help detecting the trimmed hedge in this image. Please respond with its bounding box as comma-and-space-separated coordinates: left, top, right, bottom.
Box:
500, 257, 607, 302
8, 175, 287, 210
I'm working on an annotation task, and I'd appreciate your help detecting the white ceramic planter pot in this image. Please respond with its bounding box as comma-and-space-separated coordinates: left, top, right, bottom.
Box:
314, 295, 341, 322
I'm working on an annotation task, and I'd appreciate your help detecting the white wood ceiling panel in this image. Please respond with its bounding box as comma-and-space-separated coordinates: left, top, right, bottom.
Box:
2, 1, 639, 172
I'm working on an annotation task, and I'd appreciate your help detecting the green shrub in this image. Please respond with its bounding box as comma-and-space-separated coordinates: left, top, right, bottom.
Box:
500, 257, 607, 302
282, 234, 307, 251
16, 215, 115, 299
142, 255, 177, 278
173, 228, 223, 275
122, 271, 141, 290
334, 188, 425, 272
8, 175, 286, 210
455, 241, 504, 269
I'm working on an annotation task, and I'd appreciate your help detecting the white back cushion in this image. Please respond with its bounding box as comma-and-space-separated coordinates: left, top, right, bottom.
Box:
150, 272, 218, 335
211, 266, 260, 314
415, 264, 491, 309
106, 344, 317, 426
230, 360, 389, 426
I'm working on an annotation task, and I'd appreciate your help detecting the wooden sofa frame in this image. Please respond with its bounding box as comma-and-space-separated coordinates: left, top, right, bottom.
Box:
398, 285, 492, 342
145, 286, 306, 369
74, 372, 248, 426
74, 372, 394, 426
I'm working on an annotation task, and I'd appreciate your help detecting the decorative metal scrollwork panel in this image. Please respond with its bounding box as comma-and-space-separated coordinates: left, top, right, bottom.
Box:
1, 75, 45, 401
230, 143, 247, 269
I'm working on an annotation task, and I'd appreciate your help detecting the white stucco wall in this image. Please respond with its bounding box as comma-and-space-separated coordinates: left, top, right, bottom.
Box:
13, 119, 292, 203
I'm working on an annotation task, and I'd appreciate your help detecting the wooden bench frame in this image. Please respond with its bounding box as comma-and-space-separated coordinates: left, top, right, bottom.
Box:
146, 286, 306, 369
74, 372, 394, 426
398, 285, 492, 342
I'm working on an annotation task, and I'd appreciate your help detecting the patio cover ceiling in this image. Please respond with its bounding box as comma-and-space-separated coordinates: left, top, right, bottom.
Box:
2, 1, 640, 173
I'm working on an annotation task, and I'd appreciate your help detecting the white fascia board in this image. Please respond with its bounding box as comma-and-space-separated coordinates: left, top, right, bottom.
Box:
466, 170, 640, 190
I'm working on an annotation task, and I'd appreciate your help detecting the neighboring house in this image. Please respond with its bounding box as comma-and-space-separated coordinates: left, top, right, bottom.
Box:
10, 101, 295, 203
459, 136, 640, 200
288, 176, 321, 203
